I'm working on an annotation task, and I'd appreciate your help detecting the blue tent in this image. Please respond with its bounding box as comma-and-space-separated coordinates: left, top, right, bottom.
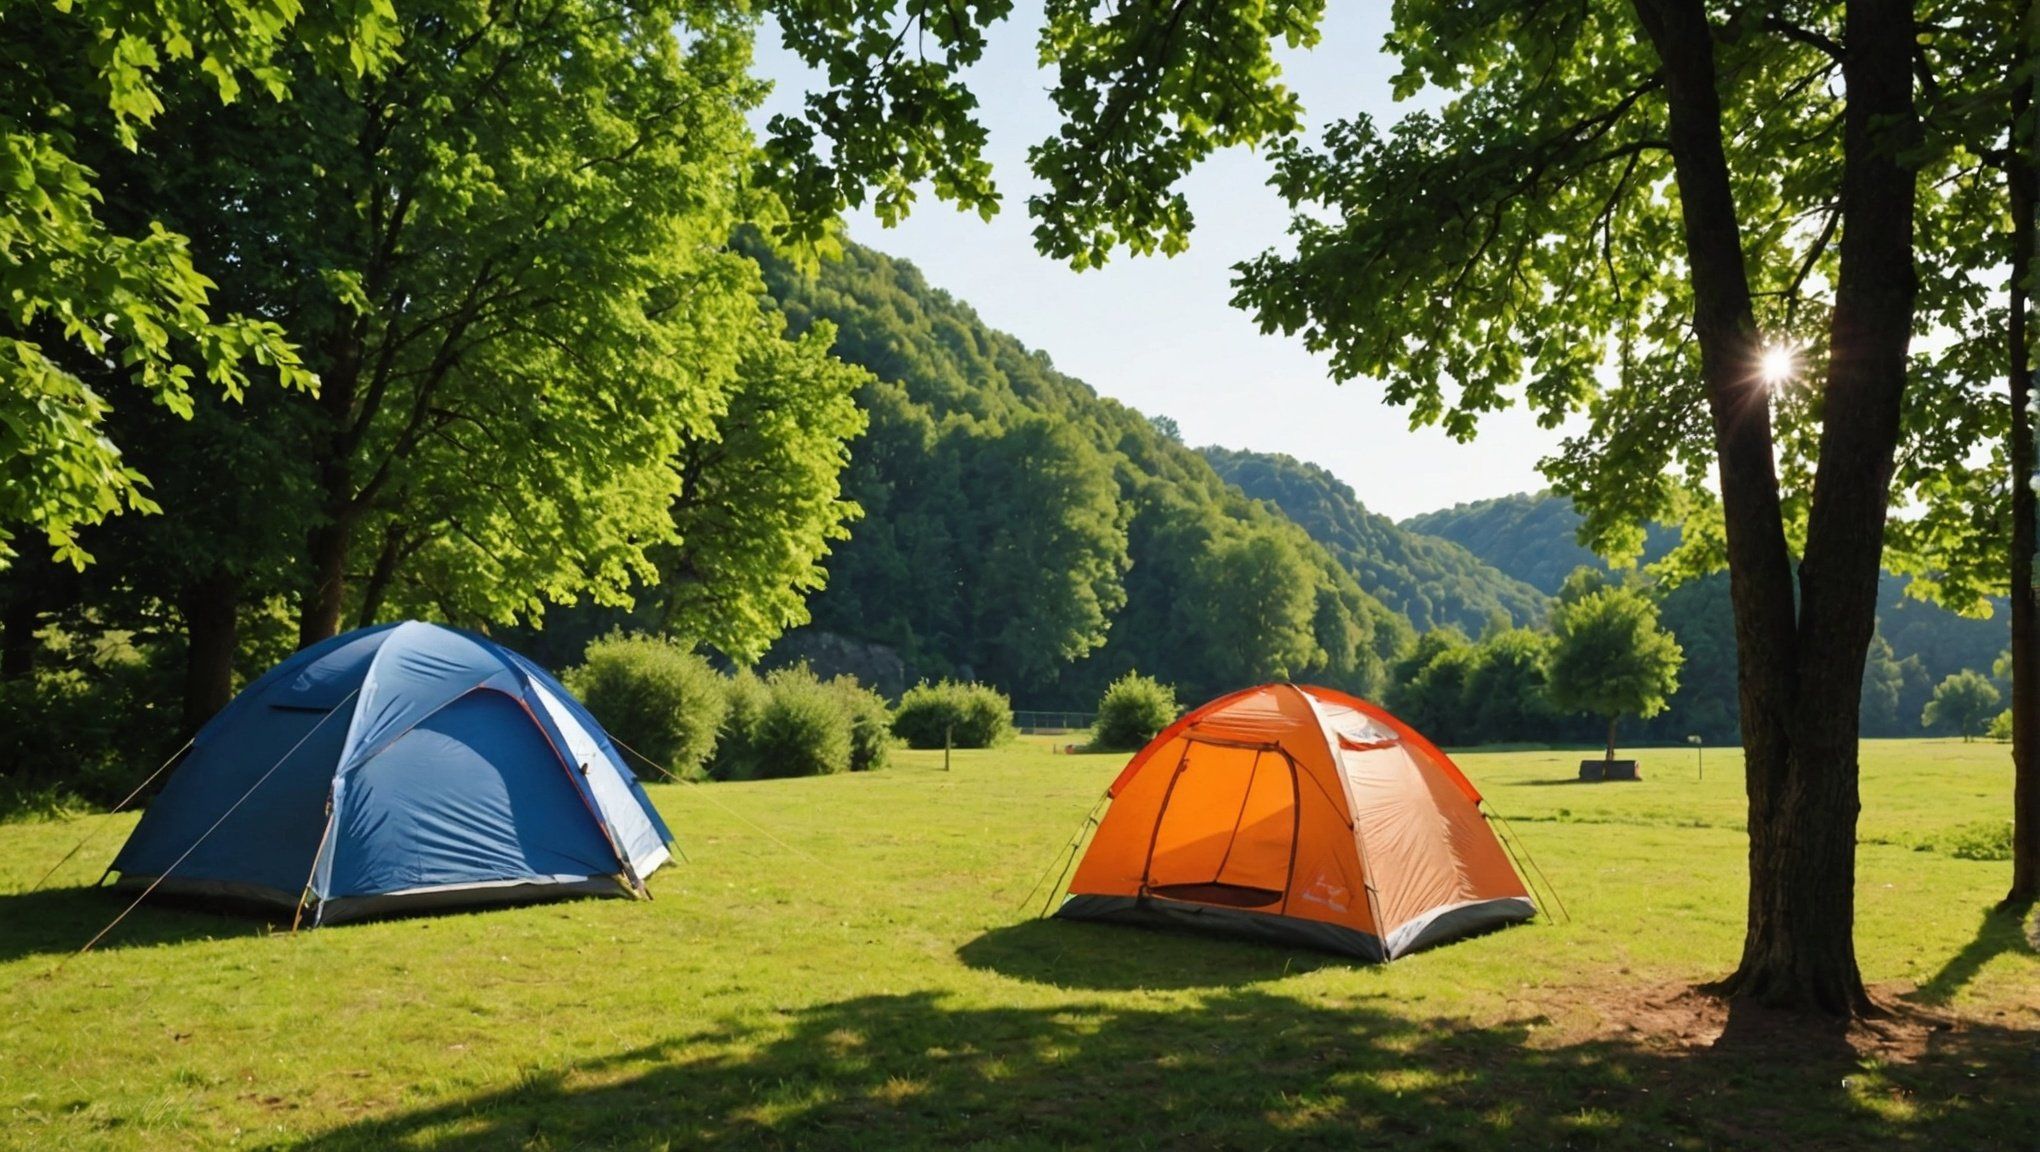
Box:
110, 622, 674, 924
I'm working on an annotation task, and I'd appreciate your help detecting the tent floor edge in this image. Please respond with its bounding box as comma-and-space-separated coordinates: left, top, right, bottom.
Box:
1056, 892, 1388, 962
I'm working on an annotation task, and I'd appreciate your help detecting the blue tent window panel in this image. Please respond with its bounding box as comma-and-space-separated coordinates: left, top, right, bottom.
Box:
327, 691, 622, 897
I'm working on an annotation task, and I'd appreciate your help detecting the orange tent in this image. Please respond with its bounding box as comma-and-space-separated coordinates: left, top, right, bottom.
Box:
1057, 683, 1534, 960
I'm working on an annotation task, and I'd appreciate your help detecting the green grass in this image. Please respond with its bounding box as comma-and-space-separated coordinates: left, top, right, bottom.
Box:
0, 738, 2034, 1150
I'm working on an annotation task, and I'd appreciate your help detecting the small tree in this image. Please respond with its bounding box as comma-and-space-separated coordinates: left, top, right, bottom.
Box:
1545, 586, 1683, 763
1923, 671, 2001, 742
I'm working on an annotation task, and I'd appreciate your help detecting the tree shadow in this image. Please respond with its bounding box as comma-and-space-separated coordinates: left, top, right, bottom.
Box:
0, 884, 277, 963
281, 985, 2040, 1151
956, 917, 1340, 991
1908, 903, 2040, 1008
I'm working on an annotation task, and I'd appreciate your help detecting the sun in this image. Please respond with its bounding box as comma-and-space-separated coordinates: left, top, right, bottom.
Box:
1758, 343, 1798, 388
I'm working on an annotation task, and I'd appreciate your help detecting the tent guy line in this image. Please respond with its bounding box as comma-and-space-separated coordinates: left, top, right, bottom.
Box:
26, 735, 195, 895
69, 690, 358, 965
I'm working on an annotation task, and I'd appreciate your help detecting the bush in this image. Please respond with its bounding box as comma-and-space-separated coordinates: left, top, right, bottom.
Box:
562, 634, 727, 781
746, 667, 853, 779
1989, 708, 2013, 742
827, 675, 893, 772
707, 669, 772, 781
0, 630, 180, 819
891, 680, 1014, 749
1088, 672, 1180, 751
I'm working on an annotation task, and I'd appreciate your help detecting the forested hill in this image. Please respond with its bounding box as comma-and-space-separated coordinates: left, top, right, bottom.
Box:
1201, 448, 1548, 633
1402, 492, 1679, 594
1408, 490, 2006, 699
750, 239, 1416, 708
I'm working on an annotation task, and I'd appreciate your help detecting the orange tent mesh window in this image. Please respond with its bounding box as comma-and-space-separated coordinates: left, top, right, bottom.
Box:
1058, 683, 1534, 960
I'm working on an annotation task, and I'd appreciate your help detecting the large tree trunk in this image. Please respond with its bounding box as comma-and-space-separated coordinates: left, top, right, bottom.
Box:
298, 323, 365, 650
1636, 0, 1916, 1016
180, 571, 241, 734
299, 514, 353, 648
2009, 62, 2039, 908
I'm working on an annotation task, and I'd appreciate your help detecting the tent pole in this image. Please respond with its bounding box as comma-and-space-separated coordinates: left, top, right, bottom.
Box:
292, 793, 340, 933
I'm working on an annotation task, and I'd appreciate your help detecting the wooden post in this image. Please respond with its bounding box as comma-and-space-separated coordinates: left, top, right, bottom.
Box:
945, 722, 952, 773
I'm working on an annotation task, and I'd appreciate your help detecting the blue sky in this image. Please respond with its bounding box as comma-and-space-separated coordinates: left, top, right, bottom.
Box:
750, 6, 1571, 522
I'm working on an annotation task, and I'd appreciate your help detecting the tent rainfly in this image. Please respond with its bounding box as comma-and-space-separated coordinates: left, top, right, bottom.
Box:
1057, 683, 1535, 960
109, 621, 673, 925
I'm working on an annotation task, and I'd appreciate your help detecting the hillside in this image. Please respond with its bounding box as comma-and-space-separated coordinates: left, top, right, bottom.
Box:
1202, 447, 1548, 633
1407, 491, 2009, 733
1402, 492, 1678, 594
749, 239, 1416, 707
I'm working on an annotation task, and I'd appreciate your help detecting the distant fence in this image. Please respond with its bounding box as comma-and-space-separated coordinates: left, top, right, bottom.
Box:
1013, 710, 1094, 735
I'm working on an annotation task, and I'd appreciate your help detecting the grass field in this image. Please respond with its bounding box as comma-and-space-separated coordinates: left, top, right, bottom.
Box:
1, 738, 2034, 1150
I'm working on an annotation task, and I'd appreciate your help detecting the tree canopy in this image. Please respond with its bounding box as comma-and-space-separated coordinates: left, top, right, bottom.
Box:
1546, 583, 1684, 758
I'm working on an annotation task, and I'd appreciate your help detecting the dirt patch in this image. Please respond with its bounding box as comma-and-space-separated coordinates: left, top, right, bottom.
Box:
1558, 979, 1973, 1064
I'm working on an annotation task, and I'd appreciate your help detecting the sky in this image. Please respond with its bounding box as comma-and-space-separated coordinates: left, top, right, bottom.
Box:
749, 6, 1571, 522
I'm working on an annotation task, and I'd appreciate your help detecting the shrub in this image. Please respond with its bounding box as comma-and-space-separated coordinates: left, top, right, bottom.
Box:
1088, 672, 1180, 751
1989, 708, 2013, 742
562, 634, 727, 781
0, 630, 180, 818
746, 667, 853, 779
707, 669, 772, 781
891, 680, 1014, 749
828, 675, 893, 772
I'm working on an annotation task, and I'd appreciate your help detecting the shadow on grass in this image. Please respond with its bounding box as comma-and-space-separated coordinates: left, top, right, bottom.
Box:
956, 917, 1340, 990
281, 987, 2038, 1152
0, 885, 275, 962
1909, 903, 2040, 1007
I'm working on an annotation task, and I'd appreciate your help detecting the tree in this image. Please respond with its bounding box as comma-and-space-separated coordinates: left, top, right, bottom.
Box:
1924, 670, 2002, 741
1463, 627, 1565, 745
1188, 524, 1321, 687
1386, 627, 1477, 742
962, 414, 1129, 691
238, 0, 772, 648
0, 1, 394, 569
1546, 586, 1684, 764
1860, 635, 1907, 737
648, 319, 869, 664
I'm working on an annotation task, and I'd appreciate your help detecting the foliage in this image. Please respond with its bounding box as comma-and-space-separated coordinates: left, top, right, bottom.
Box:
0, 0, 394, 568
1989, 709, 2013, 743
652, 315, 870, 663
1414, 491, 2002, 742
1923, 671, 2001, 742
0, 629, 180, 816
827, 674, 893, 773
1204, 447, 1547, 633
744, 667, 854, 780
1545, 586, 1684, 750
113, 0, 776, 646
892, 680, 1014, 750
708, 670, 775, 783
1088, 672, 1180, 752
562, 635, 728, 782
754, 240, 1407, 707
1405, 494, 1678, 596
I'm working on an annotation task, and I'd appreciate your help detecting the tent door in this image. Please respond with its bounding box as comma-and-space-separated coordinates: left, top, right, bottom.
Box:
1142, 741, 1299, 909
